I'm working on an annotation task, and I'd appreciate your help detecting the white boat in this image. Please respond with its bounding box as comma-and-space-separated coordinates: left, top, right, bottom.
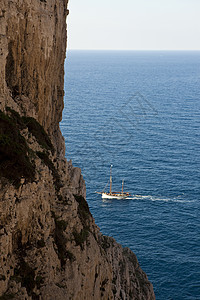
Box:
96, 165, 131, 200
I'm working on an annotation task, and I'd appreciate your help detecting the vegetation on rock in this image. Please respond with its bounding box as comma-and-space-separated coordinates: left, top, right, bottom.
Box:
74, 194, 92, 229
22, 116, 54, 153
0, 108, 56, 188
52, 213, 72, 267
73, 228, 89, 250
0, 110, 35, 187
36, 151, 62, 192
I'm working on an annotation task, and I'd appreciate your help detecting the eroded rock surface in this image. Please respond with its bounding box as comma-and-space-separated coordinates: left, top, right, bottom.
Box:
0, 1, 155, 299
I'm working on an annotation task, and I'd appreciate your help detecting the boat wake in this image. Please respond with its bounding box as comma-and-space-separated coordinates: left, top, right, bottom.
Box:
126, 194, 193, 203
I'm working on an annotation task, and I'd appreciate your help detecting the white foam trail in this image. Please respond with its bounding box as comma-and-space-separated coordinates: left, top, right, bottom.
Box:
127, 195, 193, 203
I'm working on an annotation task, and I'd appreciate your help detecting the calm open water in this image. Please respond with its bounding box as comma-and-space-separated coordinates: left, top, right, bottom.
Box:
60, 51, 200, 300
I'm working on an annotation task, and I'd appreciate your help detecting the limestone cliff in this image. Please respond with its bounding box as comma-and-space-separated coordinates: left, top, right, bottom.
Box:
0, 1, 155, 299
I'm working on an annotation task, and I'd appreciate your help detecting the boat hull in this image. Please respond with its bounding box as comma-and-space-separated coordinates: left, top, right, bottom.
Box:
102, 193, 129, 200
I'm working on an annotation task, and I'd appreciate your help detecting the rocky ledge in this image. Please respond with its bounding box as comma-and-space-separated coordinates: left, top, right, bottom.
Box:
0, 1, 155, 299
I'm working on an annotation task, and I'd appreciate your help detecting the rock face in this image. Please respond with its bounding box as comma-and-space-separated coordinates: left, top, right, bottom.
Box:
0, 1, 155, 299
0, 0, 67, 154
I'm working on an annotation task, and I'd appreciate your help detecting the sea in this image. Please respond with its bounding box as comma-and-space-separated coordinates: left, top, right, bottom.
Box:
60, 50, 200, 300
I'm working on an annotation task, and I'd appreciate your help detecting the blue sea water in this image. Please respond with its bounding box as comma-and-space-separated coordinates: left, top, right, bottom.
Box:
60, 51, 200, 300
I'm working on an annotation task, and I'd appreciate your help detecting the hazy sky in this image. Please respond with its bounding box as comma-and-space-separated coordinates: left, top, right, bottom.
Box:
67, 0, 200, 50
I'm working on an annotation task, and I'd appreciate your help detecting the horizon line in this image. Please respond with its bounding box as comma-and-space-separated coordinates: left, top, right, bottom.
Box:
67, 49, 200, 51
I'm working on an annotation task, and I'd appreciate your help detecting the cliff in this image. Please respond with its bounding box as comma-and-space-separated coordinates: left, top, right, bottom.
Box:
0, 1, 155, 299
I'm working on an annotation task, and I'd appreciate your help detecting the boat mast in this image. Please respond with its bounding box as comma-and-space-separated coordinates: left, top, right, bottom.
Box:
122, 180, 124, 193
110, 165, 113, 193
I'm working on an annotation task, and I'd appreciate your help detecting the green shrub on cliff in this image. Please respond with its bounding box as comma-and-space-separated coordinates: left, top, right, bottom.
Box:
0, 110, 35, 187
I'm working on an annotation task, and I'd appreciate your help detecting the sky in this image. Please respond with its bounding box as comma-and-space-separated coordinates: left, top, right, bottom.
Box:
67, 0, 200, 50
